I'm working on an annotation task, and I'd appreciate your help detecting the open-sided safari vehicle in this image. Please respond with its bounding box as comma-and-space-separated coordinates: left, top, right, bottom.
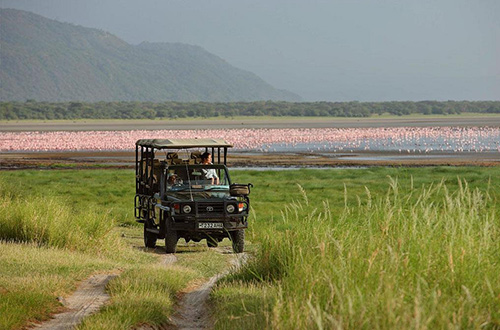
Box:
134, 138, 252, 253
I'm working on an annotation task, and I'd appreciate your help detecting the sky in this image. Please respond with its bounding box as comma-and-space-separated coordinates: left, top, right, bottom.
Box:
1, 0, 499, 101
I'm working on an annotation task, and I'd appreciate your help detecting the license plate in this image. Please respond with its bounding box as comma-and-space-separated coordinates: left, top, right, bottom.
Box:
198, 222, 223, 229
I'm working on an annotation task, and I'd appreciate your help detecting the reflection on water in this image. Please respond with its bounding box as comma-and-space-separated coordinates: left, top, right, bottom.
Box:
266, 137, 500, 153
231, 166, 368, 171
258, 127, 500, 154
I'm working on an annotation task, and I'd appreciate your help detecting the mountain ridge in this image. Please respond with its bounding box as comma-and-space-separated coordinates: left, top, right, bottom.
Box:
0, 8, 301, 102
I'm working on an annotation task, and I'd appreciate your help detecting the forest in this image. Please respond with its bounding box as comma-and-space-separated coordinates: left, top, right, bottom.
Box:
1, 100, 499, 120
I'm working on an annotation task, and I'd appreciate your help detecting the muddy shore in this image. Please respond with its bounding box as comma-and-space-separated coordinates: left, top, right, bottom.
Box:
1, 150, 499, 170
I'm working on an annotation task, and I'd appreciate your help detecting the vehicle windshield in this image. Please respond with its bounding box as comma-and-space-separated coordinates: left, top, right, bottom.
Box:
165, 164, 231, 199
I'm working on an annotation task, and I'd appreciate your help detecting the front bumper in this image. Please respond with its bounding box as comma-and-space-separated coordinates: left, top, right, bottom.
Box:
170, 215, 248, 232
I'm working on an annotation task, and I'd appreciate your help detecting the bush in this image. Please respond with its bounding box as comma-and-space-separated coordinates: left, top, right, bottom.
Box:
0, 181, 121, 255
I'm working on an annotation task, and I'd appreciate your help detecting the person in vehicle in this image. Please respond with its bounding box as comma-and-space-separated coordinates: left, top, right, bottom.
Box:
200, 152, 219, 185
167, 173, 183, 186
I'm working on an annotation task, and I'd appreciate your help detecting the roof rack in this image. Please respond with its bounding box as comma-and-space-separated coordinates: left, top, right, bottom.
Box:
136, 138, 232, 149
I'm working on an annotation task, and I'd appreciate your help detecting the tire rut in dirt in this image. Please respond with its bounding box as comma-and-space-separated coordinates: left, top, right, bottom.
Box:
34, 274, 117, 330
169, 252, 249, 329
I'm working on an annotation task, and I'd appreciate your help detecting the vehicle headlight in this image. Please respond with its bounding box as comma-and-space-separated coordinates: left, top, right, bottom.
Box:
238, 202, 248, 212
226, 204, 235, 213
183, 205, 192, 213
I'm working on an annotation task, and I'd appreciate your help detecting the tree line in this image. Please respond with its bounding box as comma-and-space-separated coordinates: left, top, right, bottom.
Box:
1, 100, 499, 120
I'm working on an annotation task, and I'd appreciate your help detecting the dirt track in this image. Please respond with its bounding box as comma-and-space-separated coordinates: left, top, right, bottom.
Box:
34, 274, 118, 330
135, 248, 247, 330
32, 249, 246, 330
169, 249, 248, 330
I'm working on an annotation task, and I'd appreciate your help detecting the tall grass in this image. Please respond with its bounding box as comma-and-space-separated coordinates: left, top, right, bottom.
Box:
231, 178, 500, 329
0, 180, 121, 255
0, 170, 136, 226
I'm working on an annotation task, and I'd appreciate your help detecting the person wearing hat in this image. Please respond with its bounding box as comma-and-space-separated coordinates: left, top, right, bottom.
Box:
167, 173, 183, 186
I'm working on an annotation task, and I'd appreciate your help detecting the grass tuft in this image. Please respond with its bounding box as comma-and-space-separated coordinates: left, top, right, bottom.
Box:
77, 265, 198, 330
0, 180, 121, 255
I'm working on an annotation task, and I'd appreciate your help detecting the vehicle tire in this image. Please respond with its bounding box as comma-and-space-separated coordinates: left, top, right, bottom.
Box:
206, 236, 218, 248
143, 220, 157, 248
165, 227, 178, 253
230, 230, 245, 253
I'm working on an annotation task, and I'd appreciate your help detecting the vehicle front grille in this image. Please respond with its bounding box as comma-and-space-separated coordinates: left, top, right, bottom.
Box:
197, 202, 224, 215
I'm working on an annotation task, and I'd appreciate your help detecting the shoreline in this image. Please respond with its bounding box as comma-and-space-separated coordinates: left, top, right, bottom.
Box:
1, 150, 499, 170
2, 115, 499, 169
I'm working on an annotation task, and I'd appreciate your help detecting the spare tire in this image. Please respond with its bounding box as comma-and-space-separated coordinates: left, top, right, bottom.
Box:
230, 184, 250, 196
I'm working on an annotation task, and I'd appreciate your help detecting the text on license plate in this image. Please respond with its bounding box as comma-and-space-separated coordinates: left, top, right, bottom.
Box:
198, 222, 223, 229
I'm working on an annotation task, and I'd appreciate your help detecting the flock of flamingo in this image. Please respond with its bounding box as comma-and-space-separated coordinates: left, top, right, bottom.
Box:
1, 127, 499, 153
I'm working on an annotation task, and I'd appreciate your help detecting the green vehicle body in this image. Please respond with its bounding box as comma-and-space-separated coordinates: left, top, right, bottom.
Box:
134, 138, 252, 253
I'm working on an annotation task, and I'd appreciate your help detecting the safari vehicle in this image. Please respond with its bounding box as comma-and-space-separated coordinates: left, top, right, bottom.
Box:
134, 138, 252, 253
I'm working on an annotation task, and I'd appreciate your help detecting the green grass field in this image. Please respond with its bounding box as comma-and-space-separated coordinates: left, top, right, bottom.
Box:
0, 172, 232, 330
214, 167, 500, 329
1, 167, 499, 329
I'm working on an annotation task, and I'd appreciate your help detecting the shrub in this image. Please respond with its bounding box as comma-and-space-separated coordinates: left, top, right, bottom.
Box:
0, 180, 121, 255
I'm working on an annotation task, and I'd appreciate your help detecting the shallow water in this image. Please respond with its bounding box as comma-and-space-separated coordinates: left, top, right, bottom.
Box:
264, 133, 500, 153
231, 166, 367, 171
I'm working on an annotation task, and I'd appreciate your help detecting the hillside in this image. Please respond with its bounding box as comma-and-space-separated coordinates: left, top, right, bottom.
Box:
0, 9, 300, 102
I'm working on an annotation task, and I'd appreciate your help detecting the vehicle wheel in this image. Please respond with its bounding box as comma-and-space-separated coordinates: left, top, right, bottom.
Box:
207, 236, 218, 248
143, 220, 157, 248
230, 230, 245, 253
165, 228, 178, 253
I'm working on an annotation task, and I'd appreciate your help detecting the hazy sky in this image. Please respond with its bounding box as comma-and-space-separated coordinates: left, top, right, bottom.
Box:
1, 0, 499, 101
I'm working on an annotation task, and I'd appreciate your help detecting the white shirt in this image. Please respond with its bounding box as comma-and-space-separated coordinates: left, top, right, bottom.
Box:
202, 167, 218, 180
